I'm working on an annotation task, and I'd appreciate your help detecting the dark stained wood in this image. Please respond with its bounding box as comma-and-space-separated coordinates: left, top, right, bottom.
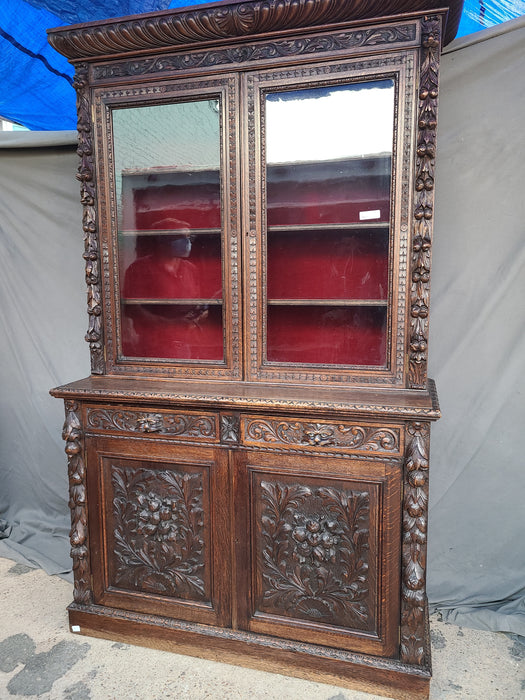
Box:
49, 1, 451, 696
67, 603, 431, 700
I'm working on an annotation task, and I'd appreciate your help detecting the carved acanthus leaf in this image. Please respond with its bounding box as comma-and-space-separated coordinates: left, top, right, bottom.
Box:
62, 400, 92, 604
400, 420, 430, 665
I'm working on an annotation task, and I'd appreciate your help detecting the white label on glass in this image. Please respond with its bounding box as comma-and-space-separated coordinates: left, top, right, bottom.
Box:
359, 209, 381, 220
71, 625, 81, 632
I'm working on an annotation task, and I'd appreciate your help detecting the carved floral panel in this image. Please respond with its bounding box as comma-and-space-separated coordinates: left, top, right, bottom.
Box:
108, 462, 208, 602
253, 475, 376, 631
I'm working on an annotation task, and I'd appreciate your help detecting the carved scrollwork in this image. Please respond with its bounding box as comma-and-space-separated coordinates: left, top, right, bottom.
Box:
110, 465, 206, 600
400, 420, 430, 665
244, 418, 399, 453
256, 479, 372, 629
62, 400, 92, 605
74, 63, 104, 375
86, 408, 217, 439
409, 16, 442, 388
93, 25, 417, 81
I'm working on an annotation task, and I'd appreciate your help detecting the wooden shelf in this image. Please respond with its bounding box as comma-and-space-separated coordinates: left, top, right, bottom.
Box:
121, 298, 222, 305
267, 222, 389, 232
119, 228, 221, 237
267, 299, 388, 306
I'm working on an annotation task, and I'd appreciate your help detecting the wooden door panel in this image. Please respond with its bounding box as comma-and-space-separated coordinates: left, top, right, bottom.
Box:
86, 436, 231, 627
234, 450, 401, 657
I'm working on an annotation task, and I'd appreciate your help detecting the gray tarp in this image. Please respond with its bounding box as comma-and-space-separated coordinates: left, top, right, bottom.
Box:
1, 18, 524, 636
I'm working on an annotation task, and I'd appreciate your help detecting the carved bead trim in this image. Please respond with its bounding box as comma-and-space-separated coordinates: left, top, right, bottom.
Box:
47, 0, 459, 59
400, 420, 430, 665
243, 417, 401, 455
74, 63, 104, 374
92, 24, 418, 82
408, 16, 442, 388
86, 407, 218, 441
62, 400, 92, 604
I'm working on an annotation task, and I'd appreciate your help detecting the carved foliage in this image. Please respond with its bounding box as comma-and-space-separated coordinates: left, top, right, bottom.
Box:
400, 421, 430, 664
256, 479, 372, 630
110, 464, 206, 600
93, 24, 417, 80
409, 17, 442, 387
245, 418, 399, 453
74, 63, 104, 374
86, 407, 217, 439
62, 400, 92, 604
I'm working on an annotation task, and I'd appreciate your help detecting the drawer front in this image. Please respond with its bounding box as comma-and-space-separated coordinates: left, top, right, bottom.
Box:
84, 404, 220, 443
240, 415, 403, 457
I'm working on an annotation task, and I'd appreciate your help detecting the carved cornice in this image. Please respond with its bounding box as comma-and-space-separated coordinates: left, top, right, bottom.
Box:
62, 400, 92, 605
400, 420, 430, 665
47, 0, 461, 60
75, 63, 104, 375
408, 16, 441, 388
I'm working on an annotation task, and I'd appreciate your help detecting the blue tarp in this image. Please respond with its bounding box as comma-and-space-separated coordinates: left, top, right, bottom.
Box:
0, 0, 524, 130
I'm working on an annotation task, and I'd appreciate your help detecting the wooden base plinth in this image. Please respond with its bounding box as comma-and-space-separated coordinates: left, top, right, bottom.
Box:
68, 603, 431, 700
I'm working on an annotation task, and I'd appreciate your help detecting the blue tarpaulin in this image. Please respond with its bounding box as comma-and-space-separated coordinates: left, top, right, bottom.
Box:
0, 1, 524, 130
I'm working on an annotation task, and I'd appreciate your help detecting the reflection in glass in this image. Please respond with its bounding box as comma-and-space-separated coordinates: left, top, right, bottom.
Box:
265, 80, 394, 367
112, 100, 224, 361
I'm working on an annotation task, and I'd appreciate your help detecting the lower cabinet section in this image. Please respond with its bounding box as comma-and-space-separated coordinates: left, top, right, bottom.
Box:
233, 451, 401, 657
84, 434, 401, 658
86, 436, 231, 627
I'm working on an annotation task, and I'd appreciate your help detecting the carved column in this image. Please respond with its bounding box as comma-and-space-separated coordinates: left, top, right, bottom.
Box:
74, 62, 104, 374
62, 400, 92, 604
409, 16, 442, 388
400, 420, 430, 665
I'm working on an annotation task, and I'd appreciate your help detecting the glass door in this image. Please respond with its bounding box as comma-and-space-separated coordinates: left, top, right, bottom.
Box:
245, 61, 409, 385
100, 76, 241, 378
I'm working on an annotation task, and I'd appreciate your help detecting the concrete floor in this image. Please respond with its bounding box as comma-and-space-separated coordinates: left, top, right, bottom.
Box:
0, 556, 523, 700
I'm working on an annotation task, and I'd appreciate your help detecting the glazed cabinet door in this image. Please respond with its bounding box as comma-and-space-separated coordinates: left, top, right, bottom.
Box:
85, 435, 231, 627
243, 52, 417, 386
234, 450, 401, 657
94, 74, 242, 379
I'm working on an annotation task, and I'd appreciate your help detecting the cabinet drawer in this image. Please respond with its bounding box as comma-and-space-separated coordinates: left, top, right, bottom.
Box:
84, 404, 219, 443
240, 415, 403, 457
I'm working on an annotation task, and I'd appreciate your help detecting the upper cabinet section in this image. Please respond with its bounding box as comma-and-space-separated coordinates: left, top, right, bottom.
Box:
48, 0, 462, 388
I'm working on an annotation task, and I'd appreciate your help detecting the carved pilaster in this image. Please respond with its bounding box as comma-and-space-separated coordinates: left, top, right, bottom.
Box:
400, 420, 430, 664
408, 16, 442, 388
74, 63, 104, 374
62, 400, 92, 605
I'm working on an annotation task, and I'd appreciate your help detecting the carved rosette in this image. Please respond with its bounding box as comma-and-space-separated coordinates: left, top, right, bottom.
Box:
245, 418, 399, 453
409, 17, 442, 388
110, 465, 206, 600
62, 400, 92, 604
74, 63, 104, 374
256, 480, 372, 630
400, 420, 430, 664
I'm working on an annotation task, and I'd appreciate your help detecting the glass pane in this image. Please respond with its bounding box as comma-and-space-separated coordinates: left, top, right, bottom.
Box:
265, 80, 394, 367
113, 99, 223, 361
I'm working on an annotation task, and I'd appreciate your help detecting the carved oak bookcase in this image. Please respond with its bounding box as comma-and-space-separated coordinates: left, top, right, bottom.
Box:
48, 1, 462, 698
